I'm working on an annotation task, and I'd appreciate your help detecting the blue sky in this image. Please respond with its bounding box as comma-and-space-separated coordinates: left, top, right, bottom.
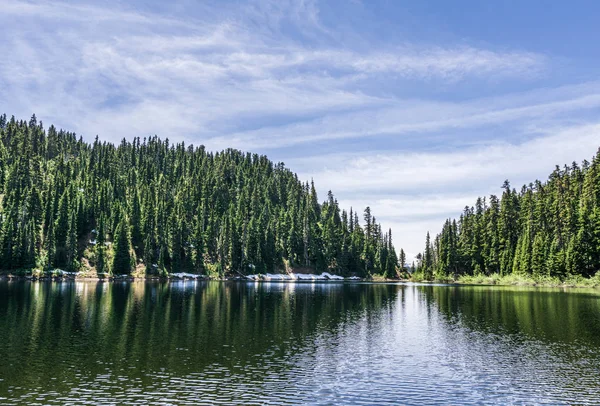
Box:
2, 0, 600, 260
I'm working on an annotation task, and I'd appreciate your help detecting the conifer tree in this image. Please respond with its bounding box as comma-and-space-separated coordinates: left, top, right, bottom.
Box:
96, 217, 107, 275
53, 191, 70, 268
423, 232, 433, 279
112, 214, 132, 275
399, 249, 406, 274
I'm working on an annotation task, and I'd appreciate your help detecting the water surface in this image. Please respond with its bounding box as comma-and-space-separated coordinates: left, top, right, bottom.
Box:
0, 280, 599, 404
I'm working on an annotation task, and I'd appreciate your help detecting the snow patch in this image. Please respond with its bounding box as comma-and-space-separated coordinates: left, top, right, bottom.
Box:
321, 272, 344, 280
246, 272, 351, 281
171, 272, 203, 279
52, 269, 78, 276
264, 273, 291, 281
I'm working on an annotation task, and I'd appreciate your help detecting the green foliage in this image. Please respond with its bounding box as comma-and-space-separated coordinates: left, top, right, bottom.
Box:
0, 114, 400, 277
419, 150, 600, 281
112, 215, 132, 275
96, 216, 107, 275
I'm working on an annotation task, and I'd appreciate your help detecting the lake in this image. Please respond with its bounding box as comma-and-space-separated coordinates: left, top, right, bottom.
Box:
1, 280, 599, 405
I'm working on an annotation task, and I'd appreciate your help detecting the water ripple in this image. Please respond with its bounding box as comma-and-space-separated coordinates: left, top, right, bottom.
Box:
0, 281, 599, 404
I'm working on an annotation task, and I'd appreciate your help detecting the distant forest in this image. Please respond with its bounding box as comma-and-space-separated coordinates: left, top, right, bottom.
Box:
0, 114, 404, 277
417, 147, 600, 280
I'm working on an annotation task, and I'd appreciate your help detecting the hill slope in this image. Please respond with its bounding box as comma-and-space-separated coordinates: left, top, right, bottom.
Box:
0, 114, 403, 277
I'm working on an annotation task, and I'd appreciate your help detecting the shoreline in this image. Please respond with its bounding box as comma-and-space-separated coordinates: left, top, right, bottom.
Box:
426, 274, 600, 289
0, 272, 370, 283
2, 272, 599, 289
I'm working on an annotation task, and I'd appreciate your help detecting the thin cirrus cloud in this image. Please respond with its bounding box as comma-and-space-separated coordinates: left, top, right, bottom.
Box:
1, 0, 547, 140
201, 82, 600, 151
292, 122, 600, 194
0, 0, 597, 260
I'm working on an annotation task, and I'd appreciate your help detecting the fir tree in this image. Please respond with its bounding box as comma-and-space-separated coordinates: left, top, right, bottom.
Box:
96, 216, 107, 275
112, 215, 132, 275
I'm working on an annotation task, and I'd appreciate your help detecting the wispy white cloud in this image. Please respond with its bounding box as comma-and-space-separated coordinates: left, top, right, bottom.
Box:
202, 82, 600, 151
0, 0, 547, 142
292, 122, 600, 192
1, 0, 200, 27
347, 46, 544, 79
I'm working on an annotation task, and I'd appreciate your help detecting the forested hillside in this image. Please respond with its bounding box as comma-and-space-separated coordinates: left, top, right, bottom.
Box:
418, 148, 600, 280
0, 114, 403, 277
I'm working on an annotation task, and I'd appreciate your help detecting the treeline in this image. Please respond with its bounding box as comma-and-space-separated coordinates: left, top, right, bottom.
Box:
0, 114, 404, 277
417, 148, 600, 280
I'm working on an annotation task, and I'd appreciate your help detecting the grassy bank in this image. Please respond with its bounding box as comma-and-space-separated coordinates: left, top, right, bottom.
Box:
410, 272, 600, 288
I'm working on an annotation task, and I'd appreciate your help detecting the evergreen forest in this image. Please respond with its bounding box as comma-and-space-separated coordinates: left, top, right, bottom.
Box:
0, 114, 404, 278
417, 148, 600, 281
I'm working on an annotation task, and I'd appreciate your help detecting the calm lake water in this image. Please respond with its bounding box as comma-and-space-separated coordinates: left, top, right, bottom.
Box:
1, 281, 599, 405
